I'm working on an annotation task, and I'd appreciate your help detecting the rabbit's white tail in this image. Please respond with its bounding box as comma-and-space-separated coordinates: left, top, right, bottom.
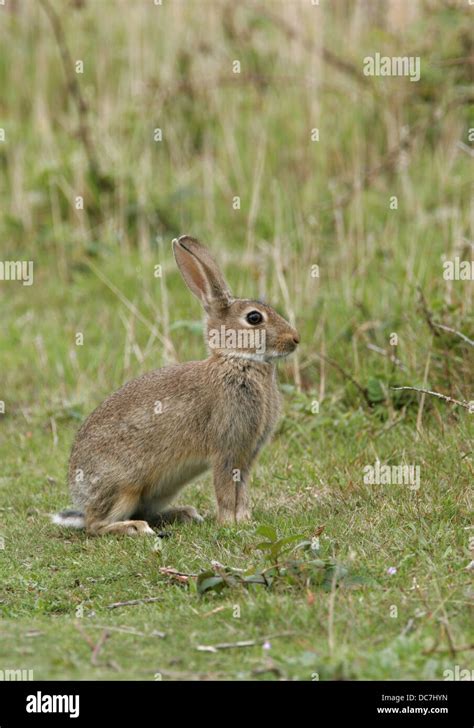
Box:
51, 509, 85, 529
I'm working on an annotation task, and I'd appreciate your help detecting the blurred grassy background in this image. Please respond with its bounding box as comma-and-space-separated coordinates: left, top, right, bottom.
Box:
0, 0, 472, 680
0, 0, 472, 406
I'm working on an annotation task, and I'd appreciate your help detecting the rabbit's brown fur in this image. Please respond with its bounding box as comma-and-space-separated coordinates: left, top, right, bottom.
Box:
54, 236, 299, 535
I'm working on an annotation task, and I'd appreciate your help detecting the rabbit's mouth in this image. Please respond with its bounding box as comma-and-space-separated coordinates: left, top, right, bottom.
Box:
268, 333, 300, 359
267, 343, 299, 360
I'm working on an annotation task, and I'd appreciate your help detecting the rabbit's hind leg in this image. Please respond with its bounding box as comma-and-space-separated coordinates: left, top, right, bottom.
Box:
135, 494, 204, 525
148, 505, 204, 525
90, 519, 154, 536
85, 490, 155, 536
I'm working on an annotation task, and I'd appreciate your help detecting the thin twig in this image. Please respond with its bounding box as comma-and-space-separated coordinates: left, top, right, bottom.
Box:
74, 621, 95, 649
74, 623, 120, 671
91, 630, 110, 666
422, 642, 474, 656
272, 241, 302, 392
431, 322, 474, 347
85, 260, 177, 356
259, 7, 368, 88
39, 0, 110, 187
86, 625, 166, 638
196, 632, 295, 653
366, 343, 405, 370
315, 353, 371, 406
201, 606, 227, 618
391, 387, 471, 410
108, 597, 161, 609
417, 287, 440, 337
327, 554, 338, 658
159, 567, 198, 579
416, 350, 432, 437
457, 141, 474, 158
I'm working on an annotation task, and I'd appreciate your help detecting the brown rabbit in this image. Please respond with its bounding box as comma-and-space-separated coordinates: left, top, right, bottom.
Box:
53, 236, 299, 535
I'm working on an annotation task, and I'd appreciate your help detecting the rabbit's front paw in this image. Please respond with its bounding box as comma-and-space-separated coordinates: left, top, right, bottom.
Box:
217, 510, 233, 525
236, 507, 252, 523
218, 507, 252, 525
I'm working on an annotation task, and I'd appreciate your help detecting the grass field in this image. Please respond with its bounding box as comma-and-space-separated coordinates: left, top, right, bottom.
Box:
0, 0, 472, 680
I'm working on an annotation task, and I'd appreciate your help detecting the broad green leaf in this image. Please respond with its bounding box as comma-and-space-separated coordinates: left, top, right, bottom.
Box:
255, 525, 277, 542
367, 377, 386, 404
255, 541, 274, 551
196, 572, 225, 595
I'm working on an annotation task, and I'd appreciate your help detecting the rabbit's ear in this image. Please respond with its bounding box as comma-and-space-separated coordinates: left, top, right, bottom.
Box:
172, 236, 233, 310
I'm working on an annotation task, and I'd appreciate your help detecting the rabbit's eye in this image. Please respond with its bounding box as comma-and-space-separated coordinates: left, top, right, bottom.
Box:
246, 310, 263, 325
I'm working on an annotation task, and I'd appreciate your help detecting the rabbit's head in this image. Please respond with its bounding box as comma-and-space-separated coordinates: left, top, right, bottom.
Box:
173, 236, 300, 362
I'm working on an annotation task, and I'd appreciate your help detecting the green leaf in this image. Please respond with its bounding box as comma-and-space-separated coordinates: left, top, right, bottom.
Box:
242, 573, 268, 585
293, 540, 314, 552
321, 562, 365, 591
196, 572, 226, 595
255, 525, 277, 542
255, 541, 274, 552
274, 534, 306, 550
269, 534, 306, 561
367, 377, 386, 404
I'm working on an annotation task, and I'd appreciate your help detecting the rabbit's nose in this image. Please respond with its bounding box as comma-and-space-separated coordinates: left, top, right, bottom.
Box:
292, 332, 300, 345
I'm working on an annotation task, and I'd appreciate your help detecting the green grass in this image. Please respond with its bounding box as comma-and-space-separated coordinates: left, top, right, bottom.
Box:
0, 1, 473, 680
0, 384, 472, 680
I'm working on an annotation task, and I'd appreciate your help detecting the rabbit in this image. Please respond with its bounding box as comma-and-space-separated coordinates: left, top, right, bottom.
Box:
52, 236, 300, 536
